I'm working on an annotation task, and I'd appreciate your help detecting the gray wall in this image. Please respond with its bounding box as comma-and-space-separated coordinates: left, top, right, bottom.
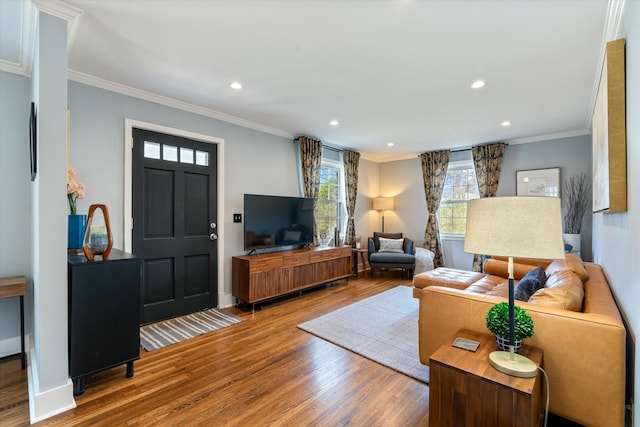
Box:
377, 134, 593, 269
1, 3, 638, 422
594, 4, 639, 426
0, 71, 32, 355
67, 81, 299, 305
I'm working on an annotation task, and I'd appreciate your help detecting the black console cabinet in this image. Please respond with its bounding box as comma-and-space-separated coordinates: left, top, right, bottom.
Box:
68, 249, 141, 395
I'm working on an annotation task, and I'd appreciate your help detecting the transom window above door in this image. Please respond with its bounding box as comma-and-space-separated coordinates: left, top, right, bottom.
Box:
143, 140, 209, 166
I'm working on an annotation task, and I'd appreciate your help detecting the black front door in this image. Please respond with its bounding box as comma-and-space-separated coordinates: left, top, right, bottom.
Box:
132, 128, 218, 324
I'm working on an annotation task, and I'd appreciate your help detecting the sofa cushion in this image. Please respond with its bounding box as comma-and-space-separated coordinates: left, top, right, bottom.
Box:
466, 275, 509, 297
483, 258, 537, 280
413, 268, 484, 290
528, 269, 584, 311
545, 253, 589, 282
369, 252, 415, 265
514, 266, 546, 301
378, 237, 404, 253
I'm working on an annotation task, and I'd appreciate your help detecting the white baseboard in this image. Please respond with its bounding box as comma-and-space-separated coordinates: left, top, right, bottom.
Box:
27, 347, 76, 423
218, 292, 235, 309
0, 335, 20, 358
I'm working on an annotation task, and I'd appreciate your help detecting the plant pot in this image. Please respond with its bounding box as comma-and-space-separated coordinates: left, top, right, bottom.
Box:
496, 335, 522, 353
563, 233, 581, 254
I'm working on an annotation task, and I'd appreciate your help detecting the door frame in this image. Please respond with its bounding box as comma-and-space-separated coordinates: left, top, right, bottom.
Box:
123, 118, 228, 307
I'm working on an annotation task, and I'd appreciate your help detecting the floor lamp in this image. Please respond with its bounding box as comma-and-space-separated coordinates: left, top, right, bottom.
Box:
464, 196, 565, 377
373, 197, 394, 232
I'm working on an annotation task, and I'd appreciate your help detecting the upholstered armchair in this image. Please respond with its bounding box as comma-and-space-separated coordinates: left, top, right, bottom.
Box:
367, 232, 416, 278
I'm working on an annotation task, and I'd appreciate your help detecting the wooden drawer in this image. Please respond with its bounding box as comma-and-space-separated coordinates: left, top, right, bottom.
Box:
283, 252, 310, 267
310, 246, 351, 262
249, 257, 283, 273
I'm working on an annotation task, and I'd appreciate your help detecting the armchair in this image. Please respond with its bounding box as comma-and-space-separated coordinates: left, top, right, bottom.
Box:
367, 232, 416, 278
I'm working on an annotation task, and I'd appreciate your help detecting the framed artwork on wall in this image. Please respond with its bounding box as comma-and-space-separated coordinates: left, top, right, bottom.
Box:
29, 102, 37, 181
516, 167, 560, 197
592, 38, 627, 213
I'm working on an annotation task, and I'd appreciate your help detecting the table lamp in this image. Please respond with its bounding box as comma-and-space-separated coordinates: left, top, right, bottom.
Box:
373, 197, 394, 232
464, 196, 565, 377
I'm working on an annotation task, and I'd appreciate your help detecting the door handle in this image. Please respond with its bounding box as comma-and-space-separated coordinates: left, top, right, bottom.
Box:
210, 233, 218, 241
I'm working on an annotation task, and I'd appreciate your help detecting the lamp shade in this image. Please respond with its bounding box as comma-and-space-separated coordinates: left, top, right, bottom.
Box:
373, 197, 394, 211
464, 196, 565, 260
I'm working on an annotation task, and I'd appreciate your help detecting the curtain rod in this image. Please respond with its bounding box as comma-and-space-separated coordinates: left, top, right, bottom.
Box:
293, 137, 349, 153
419, 142, 509, 156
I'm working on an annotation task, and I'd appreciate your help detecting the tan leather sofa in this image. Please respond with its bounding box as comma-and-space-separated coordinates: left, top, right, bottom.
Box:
413, 254, 626, 427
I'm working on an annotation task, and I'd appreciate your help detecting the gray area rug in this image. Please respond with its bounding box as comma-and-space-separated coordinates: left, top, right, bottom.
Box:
140, 308, 244, 351
298, 285, 429, 383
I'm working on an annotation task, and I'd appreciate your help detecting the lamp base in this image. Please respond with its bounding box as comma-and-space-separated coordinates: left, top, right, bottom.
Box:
488, 350, 538, 378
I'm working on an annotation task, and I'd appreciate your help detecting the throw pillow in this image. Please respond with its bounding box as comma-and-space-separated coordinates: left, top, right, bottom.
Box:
514, 266, 547, 301
378, 237, 404, 253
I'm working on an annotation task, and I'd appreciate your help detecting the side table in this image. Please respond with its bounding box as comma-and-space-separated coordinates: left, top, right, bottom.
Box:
429, 328, 543, 427
0, 276, 27, 369
351, 248, 368, 278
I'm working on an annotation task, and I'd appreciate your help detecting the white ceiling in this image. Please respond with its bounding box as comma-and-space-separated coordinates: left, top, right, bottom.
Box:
1, 0, 614, 162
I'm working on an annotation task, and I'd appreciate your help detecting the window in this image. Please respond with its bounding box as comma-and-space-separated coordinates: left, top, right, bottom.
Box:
438, 161, 480, 235
315, 160, 343, 244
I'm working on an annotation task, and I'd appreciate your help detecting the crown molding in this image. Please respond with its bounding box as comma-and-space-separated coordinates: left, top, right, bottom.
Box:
507, 129, 591, 145
32, 0, 82, 22
67, 69, 295, 140
0, 59, 30, 77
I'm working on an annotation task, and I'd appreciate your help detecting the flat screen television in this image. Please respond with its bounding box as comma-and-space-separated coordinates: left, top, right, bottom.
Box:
244, 194, 315, 251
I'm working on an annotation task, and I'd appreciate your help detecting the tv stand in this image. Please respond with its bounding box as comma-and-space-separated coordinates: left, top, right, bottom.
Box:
232, 246, 351, 306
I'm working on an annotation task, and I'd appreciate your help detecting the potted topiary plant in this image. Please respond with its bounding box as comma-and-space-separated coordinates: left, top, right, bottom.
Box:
485, 302, 534, 352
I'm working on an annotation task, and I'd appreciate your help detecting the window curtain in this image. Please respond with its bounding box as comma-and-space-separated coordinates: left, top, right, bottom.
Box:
342, 149, 360, 247
297, 136, 323, 244
420, 150, 450, 268
470, 142, 506, 271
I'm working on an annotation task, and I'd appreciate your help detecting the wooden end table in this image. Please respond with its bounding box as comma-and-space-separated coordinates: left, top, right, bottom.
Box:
0, 276, 27, 369
352, 248, 368, 278
429, 328, 543, 427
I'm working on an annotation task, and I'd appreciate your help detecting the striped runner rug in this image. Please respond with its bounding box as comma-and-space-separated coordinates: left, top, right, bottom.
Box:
140, 308, 244, 351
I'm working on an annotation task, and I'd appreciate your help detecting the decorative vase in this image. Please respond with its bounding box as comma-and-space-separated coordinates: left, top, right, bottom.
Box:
83, 204, 113, 261
68, 214, 87, 250
496, 335, 522, 353
563, 233, 581, 255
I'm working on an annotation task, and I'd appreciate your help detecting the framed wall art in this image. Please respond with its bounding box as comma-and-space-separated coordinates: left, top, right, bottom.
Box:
516, 167, 560, 198
29, 102, 37, 181
592, 38, 627, 213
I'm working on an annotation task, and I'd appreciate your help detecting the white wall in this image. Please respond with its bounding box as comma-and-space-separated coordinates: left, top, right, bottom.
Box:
29, 11, 76, 421
593, 3, 639, 426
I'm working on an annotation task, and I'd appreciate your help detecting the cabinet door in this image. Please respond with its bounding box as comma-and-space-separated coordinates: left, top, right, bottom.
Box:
69, 259, 141, 377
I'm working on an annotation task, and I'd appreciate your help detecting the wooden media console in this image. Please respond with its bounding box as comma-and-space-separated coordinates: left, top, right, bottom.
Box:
232, 246, 352, 307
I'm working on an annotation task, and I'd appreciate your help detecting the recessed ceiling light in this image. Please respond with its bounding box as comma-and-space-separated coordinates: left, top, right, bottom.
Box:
230, 82, 242, 90
329, 120, 339, 126
387, 142, 395, 147
501, 121, 512, 127
471, 80, 485, 89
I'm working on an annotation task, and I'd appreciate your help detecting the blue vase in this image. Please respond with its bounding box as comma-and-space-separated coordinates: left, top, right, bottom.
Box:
68, 214, 87, 250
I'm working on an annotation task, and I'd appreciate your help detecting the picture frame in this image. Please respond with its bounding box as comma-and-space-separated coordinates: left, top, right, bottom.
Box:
592, 38, 627, 213
29, 102, 37, 181
516, 167, 560, 198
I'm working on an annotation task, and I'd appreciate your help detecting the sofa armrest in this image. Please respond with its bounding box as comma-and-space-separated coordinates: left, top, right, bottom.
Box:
416, 285, 625, 427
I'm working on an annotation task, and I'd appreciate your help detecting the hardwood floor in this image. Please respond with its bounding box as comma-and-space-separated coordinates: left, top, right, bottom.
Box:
1, 274, 430, 426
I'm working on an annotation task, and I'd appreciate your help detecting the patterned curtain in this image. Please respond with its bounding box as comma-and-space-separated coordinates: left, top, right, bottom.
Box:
342, 150, 360, 247
420, 150, 451, 268
470, 142, 506, 271
297, 136, 323, 243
